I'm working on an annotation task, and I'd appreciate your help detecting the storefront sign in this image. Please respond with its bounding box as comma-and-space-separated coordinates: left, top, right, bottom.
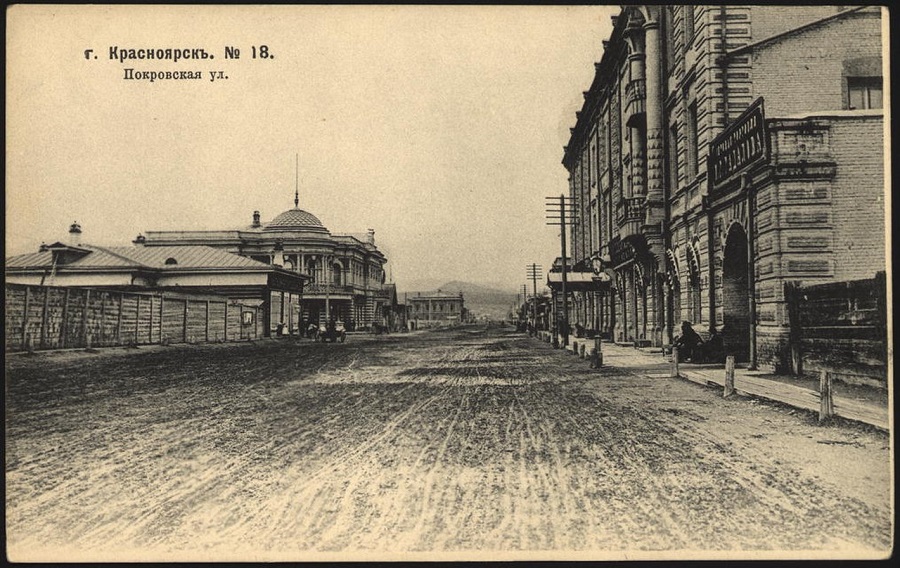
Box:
709, 97, 768, 186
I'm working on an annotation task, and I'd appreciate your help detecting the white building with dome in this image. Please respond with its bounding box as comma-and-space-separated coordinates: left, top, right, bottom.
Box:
137, 195, 390, 334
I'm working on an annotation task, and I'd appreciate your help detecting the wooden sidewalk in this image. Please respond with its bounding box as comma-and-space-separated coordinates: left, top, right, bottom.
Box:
558, 338, 890, 432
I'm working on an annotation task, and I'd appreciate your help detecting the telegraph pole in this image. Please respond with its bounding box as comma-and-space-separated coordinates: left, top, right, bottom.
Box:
526, 264, 542, 336
546, 195, 576, 347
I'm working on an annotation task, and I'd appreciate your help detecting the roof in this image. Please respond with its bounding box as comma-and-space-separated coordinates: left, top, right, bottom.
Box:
409, 290, 465, 300
6, 244, 272, 271
264, 208, 329, 233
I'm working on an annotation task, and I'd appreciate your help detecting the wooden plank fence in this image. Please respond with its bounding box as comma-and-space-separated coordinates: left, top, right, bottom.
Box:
5, 283, 263, 352
785, 271, 887, 387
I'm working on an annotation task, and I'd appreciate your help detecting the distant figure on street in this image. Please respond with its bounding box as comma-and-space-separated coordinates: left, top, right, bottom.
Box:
673, 321, 704, 362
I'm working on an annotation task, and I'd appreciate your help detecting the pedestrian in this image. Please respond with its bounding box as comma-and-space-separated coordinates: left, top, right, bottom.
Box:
673, 321, 704, 362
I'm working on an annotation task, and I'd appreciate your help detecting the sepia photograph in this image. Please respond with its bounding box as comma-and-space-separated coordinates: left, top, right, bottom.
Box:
5, 4, 892, 562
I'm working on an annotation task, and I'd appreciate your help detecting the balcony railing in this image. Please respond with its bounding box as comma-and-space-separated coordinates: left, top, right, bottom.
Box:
304, 283, 355, 295
624, 78, 646, 126
617, 196, 645, 240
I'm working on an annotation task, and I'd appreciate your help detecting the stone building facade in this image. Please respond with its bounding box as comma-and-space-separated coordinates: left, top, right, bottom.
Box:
407, 291, 467, 327
138, 197, 390, 333
562, 5, 885, 371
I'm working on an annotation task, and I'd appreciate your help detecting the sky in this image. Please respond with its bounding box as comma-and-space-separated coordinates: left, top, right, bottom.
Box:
6, 4, 618, 293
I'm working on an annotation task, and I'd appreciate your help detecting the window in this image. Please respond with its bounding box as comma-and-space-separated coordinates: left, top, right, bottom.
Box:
664, 6, 676, 73
683, 5, 695, 47
847, 77, 882, 110
668, 123, 680, 192
685, 101, 699, 180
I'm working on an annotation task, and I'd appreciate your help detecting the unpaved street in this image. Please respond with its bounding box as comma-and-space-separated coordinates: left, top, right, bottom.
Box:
5, 325, 892, 560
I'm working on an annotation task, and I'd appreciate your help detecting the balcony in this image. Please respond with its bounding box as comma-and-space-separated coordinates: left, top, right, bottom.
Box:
304, 283, 355, 297
617, 196, 646, 241
624, 78, 646, 127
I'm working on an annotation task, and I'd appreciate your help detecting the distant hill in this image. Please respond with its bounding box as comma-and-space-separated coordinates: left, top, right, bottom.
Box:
399, 280, 519, 321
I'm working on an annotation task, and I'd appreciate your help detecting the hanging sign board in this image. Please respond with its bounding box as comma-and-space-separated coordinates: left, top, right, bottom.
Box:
709, 97, 768, 187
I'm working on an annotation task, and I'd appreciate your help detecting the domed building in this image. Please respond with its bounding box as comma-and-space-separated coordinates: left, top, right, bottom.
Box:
137, 194, 389, 334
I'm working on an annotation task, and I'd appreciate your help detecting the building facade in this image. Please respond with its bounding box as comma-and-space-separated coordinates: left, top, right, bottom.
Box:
562, 5, 885, 371
407, 290, 467, 327
5, 223, 309, 345
138, 197, 391, 333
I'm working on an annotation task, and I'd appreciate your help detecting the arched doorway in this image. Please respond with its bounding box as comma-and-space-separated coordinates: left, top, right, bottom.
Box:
722, 223, 751, 362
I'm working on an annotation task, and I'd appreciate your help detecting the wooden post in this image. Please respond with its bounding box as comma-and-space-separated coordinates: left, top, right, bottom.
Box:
22, 285, 31, 348
40, 287, 50, 349
183, 300, 189, 343
224, 301, 229, 342
159, 296, 165, 344
786, 281, 803, 376
590, 336, 603, 369
205, 300, 211, 342
134, 295, 141, 345
116, 293, 124, 345
60, 288, 70, 349
81, 289, 91, 348
819, 370, 834, 422
99, 292, 106, 346
724, 355, 735, 397
671, 347, 679, 378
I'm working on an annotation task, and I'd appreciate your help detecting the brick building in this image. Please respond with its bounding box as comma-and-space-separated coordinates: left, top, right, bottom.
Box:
562, 5, 885, 371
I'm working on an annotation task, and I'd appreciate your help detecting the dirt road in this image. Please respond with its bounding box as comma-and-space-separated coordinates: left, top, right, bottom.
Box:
5, 325, 892, 560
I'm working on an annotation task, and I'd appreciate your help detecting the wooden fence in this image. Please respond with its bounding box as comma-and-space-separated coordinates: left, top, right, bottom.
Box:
785, 272, 887, 386
5, 283, 263, 352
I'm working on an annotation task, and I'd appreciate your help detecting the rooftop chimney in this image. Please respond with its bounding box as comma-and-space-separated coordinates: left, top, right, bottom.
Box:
68, 221, 82, 246
366, 229, 375, 245
252, 210, 261, 228
133, 234, 146, 246
39, 242, 49, 252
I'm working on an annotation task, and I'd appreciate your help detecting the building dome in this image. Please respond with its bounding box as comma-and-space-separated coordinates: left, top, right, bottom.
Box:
264, 208, 329, 233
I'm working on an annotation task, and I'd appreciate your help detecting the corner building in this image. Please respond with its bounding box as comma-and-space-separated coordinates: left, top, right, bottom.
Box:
563, 5, 885, 371
138, 198, 389, 335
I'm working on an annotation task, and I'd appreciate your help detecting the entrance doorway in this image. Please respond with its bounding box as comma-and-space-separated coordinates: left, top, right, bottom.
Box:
722, 223, 751, 362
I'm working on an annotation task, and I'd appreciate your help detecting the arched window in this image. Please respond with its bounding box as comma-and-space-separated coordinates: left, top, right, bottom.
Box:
165, 257, 178, 265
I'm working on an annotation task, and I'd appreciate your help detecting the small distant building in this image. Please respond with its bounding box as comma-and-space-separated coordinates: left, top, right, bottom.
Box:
407, 290, 467, 327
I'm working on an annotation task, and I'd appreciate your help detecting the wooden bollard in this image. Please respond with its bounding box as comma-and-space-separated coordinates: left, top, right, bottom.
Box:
579, 343, 586, 358
670, 347, 679, 378
819, 370, 834, 422
724, 355, 735, 397
25, 333, 35, 354
590, 337, 603, 369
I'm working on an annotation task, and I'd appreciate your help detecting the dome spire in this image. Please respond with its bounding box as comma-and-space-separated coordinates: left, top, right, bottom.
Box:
294, 153, 299, 208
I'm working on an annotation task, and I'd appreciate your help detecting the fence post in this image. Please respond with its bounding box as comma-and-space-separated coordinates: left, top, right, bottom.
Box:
60, 288, 70, 348
116, 293, 124, 345
671, 347, 680, 378
183, 300, 189, 343
590, 335, 603, 369
25, 332, 35, 354
81, 289, 91, 348
785, 281, 803, 376
40, 287, 50, 349
135, 295, 141, 345
99, 292, 106, 346
819, 370, 834, 422
724, 355, 735, 397
22, 285, 31, 349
